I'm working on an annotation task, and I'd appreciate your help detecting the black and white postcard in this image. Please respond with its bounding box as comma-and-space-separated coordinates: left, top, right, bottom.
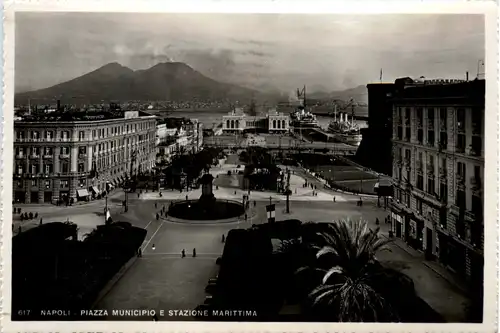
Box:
1, 1, 498, 333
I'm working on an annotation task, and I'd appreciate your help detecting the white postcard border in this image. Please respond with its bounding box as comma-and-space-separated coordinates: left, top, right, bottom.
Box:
1, 1, 498, 333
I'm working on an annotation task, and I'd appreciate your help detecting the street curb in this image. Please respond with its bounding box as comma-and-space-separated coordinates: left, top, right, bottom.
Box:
159, 209, 258, 225
422, 262, 469, 296
91, 254, 139, 309
381, 233, 470, 297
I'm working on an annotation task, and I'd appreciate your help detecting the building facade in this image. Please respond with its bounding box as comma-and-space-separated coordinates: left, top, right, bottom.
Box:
356, 82, 397, 175
390, 79, 484, 288
13, 110, 157, 204
156, 118, 204, 164
222, 108, 290, 134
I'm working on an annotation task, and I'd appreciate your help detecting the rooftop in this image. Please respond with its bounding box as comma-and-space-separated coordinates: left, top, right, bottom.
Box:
392, 79, 485, 102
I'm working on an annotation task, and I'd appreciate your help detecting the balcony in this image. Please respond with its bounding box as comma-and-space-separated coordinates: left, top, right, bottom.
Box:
466, 146, 481, 157
439, 167, 447, 178
15, 154, 25, 159
472, 122, 481, 136
455, 145, 465, 154
78, 153, 87, 159
427, 121, 435, 130
417, 121, 423, 129
465, 210, 476, 222
416, 160, 423, 172
439, 122, 447, 131
457, 123, 465, 134
59, 154, 70, 159
426, 164, 435, 175
470, 176, 481, 190
456, 173, 465, 185
43, 154, 53, 159
29, 154, 40, 159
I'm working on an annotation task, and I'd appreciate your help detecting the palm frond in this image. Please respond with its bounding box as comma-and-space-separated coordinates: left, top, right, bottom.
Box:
322, 266, 344, 284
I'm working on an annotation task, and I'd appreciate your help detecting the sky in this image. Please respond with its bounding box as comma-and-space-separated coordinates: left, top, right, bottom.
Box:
15, 12, 484, 94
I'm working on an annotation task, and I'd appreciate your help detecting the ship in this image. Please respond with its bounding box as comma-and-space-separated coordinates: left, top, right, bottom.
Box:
327, 104, 362, 147
289, 85, 319, 128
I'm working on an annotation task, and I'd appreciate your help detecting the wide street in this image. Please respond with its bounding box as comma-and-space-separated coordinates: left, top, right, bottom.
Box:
25, 159, 471, 322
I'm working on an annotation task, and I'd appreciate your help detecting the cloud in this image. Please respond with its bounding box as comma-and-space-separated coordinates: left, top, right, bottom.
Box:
14, 13, 485, 93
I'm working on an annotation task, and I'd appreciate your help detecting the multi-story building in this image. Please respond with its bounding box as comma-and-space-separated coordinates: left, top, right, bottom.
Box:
390, 79, 484, 288
222, 108, 290, 134
13, 110, 157, 204
356, 81, 398, 175
155, 117, 204, 160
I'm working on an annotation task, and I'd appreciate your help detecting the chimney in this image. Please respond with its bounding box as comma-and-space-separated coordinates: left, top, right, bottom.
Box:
57, 100, 61, 111
466, 71, 469, 81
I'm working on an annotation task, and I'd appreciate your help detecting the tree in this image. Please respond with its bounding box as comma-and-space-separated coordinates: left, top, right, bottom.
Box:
300, 219, 411, 322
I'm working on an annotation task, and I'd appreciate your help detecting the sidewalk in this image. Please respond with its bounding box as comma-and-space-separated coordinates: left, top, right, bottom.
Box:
359, 204, 471, 321
12, 190, 124, 215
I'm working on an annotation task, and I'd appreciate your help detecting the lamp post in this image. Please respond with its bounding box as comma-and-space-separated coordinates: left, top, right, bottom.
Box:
104, 194, 109, 224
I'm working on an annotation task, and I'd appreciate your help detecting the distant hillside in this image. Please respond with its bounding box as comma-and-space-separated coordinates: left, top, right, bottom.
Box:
15, 62, 258, 104
308, 85, 368, 104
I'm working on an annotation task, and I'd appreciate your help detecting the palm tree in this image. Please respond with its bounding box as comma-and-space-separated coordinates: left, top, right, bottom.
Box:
302, 219, 404, 322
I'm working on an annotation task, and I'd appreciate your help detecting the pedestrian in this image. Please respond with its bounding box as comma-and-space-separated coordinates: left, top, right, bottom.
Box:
376, 218, 380, 225
245, 213, 248, 221
152, 244, 156, 251
193, 248, 197, 257
35, 212, 38, 219
234, 190, 237, 195
155, 202, 157, 209
222, 234, 225, 243
137, 193, 140, 198
333, 196, 336, 203
181, 249, 186, 258
254, 200, 256, 207
156, 213, 159, 220
39, 218, 43, 225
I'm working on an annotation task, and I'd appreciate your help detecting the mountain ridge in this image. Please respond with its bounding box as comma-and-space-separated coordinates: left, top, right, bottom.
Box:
15, 62, 259, 104
15, 61, 368, 105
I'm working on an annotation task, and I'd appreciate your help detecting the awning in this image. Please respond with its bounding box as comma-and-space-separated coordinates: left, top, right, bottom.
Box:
77, 189, 89, 197
90, 186, 100, 194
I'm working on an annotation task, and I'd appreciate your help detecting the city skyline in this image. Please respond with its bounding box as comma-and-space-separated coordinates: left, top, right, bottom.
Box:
16, 13, 484, 94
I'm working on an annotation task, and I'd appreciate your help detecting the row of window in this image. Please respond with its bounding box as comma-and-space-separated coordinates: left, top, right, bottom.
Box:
16, 146, 153, 175
394, 186, 482, 217
225, 119, 288, 129
15, 121, 156, 141
15, 136, 155, 158
395, 148, 482, 187
396, 126, 482, 155
17, 178, 95, 189
270, 119, 287, 129
396, 107, 482, 135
